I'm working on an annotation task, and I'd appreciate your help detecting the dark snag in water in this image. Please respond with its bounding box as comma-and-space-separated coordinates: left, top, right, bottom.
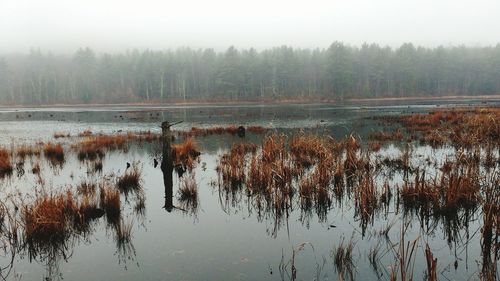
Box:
161, 121, 174, 212
237, 126, 245, 137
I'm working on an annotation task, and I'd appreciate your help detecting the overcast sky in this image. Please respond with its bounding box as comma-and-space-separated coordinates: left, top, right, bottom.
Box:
1, 0, 499, 54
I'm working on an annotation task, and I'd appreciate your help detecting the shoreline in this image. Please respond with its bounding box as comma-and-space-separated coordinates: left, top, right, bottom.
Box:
1, 94, 500, 109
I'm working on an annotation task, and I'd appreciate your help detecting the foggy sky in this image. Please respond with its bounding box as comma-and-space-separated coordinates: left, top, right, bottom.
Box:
1, 0, 499, 54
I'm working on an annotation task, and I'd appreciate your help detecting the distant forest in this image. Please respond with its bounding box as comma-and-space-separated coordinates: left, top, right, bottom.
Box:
1, 42, 500, 104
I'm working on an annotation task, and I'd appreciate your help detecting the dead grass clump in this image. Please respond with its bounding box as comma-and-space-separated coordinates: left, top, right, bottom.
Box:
401, 160, 481, 216
23, 191, 77, 244
77, 145, 104, 161
100, 184, 121, 225
230, 142, 257, 155
116, 162, 142, 194
290, 134, 329, 167
217, 144, 248, 189
172, 138, 201, 170
43, 143, 65, 164
380, 107, 500, 148
354, 170, 379, 234
31, 162, 41, 174
127, 130, 161, 142
369, 129, 404, 142
246, 125, 267, 134
0, 148, 13, 178
16, 145, 41, 159
75, 134, 130, 161
77, 179, 97, 196
246, 154, 272, 193
344, 135, 361, 175
179, 125, 266, 138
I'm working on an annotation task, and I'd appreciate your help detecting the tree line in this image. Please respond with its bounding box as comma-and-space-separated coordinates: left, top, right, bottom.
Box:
0, 42, 499, 104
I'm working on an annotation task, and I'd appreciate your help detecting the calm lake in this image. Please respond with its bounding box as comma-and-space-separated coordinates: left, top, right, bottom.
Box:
0, 100, 498, 281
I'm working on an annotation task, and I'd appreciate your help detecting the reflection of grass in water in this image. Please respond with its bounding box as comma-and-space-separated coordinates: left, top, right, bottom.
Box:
481, 183, 499, 280
178, 173, 198, 202
177, 173, 199, 217
331, 235, 355, 281
176, 125, 266, 138
114, 218, 136, 267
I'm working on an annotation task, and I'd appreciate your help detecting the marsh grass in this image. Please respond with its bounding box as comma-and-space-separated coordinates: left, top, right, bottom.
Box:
22, 190, 104, 249
16, 145, 41, 159
43, 143, 65, 166
172, 138, 201, 170
380, 107, 500, 148
0, 148, 13, 178
178, 125, 266, 138
116, 162, 142, 195
100, 183, 121, 226
424, 244, 438, 281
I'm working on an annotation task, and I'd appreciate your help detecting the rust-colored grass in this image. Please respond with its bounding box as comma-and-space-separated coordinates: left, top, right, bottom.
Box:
100, 184, 121, 225
380, 107, 500, 148
0, 148, 13, 178
116, 162, 142, 194
178, 125, 267, 138
23, 191, 79, 244
16, 145, 41, 159
401, 160, 481, 215
172, 138, 201, 169
369, 129, 404, 142
43, 143, 65, 164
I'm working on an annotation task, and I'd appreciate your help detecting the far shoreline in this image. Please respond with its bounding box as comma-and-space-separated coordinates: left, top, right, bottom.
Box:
1, 94, 500, 109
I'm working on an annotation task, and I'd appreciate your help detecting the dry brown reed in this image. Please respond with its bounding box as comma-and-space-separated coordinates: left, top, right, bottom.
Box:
369, 129, 404, 142
401, 158, 481, 216
22, 190, 103, 245
116, 162, 142, 194
425, 244, 438, 281
43, 143, 65, 164
380, 107, 500, 148
172, 138, 201, 169
178, 125, 266, 138
0, 148, 13, 178
100, 183, 121, 225
16, 145, 41, 159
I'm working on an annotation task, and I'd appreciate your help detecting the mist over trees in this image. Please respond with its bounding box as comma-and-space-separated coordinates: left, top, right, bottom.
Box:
0, 42, 500, 104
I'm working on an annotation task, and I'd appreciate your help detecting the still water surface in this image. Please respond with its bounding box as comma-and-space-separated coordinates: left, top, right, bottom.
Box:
0, 100, 497, 280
